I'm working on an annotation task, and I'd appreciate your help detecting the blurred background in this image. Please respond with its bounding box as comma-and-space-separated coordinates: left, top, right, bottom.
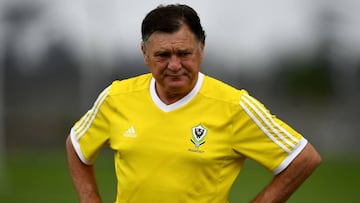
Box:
0, 0, 359, 202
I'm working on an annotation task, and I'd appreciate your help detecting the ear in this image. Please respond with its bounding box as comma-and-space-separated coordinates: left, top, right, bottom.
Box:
199, 42, 205, 60
141, 42, 149, 65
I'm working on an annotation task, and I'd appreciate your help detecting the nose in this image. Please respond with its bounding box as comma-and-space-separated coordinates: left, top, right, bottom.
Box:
167, 55, 182, 71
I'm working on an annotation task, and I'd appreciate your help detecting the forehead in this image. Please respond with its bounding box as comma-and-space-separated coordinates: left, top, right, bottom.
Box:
146, 25, 198, 50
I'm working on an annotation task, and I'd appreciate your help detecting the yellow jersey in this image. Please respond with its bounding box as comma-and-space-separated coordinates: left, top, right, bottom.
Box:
70, 72, 307, 203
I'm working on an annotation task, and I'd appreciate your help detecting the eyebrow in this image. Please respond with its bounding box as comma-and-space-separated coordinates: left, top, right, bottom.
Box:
154, 50, 171, 56
154, 48, 192, 55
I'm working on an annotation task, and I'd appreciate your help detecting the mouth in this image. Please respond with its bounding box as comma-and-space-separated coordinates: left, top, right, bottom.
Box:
166, 74, 183, 77
164, 70, 187, 77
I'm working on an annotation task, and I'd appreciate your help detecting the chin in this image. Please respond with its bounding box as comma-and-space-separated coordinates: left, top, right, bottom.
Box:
163, 75, 194, 91
168, 78, 190, 86
165, 82, 189, 92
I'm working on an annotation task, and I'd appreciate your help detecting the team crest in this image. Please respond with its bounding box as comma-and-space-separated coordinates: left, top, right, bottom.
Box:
190, 124, 207, 149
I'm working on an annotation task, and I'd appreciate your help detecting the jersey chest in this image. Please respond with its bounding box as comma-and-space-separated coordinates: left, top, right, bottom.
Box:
107, 98, 238, 163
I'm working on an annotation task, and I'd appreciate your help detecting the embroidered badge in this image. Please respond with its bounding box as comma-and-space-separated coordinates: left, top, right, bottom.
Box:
189, 124, 207, 153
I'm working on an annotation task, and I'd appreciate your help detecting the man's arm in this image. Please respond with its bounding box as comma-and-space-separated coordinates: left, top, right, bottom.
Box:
66, 135, 102, 203
252, 143, 322, 203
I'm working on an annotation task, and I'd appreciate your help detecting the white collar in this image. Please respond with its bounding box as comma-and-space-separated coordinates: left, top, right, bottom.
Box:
150, 73, 204, 112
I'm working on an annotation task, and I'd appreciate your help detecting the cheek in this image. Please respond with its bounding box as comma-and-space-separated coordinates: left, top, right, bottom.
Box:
149, 60, 167, 74
182, 59, 200, 71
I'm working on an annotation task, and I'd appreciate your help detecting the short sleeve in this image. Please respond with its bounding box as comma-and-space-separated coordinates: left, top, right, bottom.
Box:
232, 91, 307, 174
70, 85, 112, 165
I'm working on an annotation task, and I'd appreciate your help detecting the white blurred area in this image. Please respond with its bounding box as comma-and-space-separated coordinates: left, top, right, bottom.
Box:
0, 0, 359, 73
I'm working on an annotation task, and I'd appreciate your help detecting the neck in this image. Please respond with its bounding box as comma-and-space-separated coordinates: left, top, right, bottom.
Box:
155, 85, 191, 105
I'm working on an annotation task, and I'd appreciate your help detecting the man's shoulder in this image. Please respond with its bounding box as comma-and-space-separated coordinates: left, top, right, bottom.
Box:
201, 74, 247, 104
109, 73, 152, 96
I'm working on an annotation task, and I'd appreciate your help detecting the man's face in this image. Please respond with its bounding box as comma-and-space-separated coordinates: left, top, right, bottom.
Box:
141, 24, 205, 103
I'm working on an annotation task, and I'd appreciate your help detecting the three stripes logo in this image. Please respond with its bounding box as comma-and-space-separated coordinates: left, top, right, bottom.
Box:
123, 126, 136, 138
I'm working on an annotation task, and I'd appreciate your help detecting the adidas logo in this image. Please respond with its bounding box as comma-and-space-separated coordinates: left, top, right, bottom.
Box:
123, 126, 136, 138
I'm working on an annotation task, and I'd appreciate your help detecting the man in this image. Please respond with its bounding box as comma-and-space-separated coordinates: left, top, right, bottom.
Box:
66, 4, 321, 203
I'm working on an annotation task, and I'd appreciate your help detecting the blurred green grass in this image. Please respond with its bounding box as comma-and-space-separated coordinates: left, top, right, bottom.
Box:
1, 149, 359, 203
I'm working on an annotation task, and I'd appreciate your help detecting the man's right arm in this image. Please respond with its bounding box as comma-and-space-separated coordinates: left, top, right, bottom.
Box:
66, 135, 102, 203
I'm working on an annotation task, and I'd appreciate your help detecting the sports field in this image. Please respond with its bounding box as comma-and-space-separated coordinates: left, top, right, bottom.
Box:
0, 149, 359, 203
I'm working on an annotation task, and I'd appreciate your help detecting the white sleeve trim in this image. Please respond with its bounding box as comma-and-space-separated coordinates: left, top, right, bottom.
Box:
272, 138, 308, 175
70, 127, 92, 165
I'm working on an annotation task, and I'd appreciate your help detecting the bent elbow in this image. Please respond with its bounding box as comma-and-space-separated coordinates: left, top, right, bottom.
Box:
307, 144, 322, 172
313, 150, 322, 168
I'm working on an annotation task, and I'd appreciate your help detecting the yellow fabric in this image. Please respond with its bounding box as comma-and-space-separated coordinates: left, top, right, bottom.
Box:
70, 73, 307, 203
